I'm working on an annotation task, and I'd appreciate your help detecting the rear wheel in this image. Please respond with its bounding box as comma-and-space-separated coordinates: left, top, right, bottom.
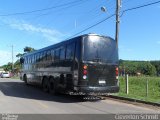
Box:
49, 77, 58, 95
23, 75, 28, 85
42, 77, 49, 92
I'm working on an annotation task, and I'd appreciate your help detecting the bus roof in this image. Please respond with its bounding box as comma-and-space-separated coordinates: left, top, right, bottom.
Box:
22, 34, 114, 57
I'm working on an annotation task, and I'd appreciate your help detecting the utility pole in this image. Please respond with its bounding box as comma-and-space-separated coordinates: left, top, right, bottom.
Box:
11, 45, 14, 71
115, 0, 121, 48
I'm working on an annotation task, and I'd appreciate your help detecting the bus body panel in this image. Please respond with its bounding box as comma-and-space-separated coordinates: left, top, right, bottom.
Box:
74, 35, 119, 94
20, 34, 119, 94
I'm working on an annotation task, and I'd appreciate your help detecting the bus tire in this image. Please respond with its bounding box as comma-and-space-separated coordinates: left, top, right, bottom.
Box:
23, 75, 28, 85
42, 77, 49, 92
49, 77, 58, 95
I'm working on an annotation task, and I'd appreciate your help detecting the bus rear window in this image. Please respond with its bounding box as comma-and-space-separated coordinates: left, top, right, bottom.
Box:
83, 36, 118, 64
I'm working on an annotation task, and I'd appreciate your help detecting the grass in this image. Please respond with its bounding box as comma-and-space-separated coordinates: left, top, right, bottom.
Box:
11, 76, 20, 79
115, 76, 160, 103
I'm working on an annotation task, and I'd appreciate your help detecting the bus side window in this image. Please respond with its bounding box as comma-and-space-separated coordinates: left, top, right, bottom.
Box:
39, 53, 43, 62
31, 55, 33, 63
51, 49, 54, 61
29, 57, 31, 64
60, 46, 65, 60
39, 54, 41, 62
47, 50, 51, 61
27, 57, 29, 63
42, 51, 46, 61
55, 49, 60, 61
39, 53, 41, 62
45, 51, 48, 61
33, 54, 35, 63
29, 57, 31, 63
66, 43, 75, 60
36, 54, 39, 62
75, 40, 81, 61
26, 57, 28, 64
24, 57, 26, 64
33, 55, 35, 63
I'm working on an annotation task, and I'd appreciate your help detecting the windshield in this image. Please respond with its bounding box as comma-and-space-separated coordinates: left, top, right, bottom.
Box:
3, 73, 9, 74
83, 36, 118, 64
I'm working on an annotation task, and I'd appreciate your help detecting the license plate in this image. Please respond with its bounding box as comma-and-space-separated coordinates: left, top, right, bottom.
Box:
99, 79, 106, 84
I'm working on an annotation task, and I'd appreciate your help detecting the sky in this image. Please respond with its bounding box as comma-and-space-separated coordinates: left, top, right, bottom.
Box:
0, 0, 160, 66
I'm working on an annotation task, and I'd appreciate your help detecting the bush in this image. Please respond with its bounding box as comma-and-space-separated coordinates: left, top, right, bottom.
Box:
119, 60, 156, 76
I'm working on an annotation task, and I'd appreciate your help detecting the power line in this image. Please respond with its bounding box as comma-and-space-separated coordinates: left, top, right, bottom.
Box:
0, 0, 85, 16
23, 0, 88, 26
121, 0, 160, 17
1, 0, 160, 40
67, 14, 115, 39
67, 0, 160, 39
26, 0, 93, 31
34, 0, 89, 21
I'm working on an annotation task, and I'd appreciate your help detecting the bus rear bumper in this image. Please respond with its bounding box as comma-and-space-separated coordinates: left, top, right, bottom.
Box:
73, 86, 119, 95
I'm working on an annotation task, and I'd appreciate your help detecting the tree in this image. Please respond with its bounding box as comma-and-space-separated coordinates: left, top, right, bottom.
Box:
150, 61, 160, 76
16, 53, 23, 58
24, 46, 36, 53
14, 59, 21, 73
2, 62, 12, 71
137, 62, 156, 76
15, 46, 35, 73
119, 60, 157, 76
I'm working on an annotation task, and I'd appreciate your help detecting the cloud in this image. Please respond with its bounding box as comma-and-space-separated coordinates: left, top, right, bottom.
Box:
1, 19, 68, 43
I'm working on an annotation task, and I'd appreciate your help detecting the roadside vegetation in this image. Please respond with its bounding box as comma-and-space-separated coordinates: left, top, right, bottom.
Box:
11, 76, 20, 79
116, 76, 160, 103
117, 60, 160, 103
119, 60, 160, 76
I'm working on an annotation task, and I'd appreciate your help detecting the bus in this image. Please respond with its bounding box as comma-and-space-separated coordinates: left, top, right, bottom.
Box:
20, 34, 119, 95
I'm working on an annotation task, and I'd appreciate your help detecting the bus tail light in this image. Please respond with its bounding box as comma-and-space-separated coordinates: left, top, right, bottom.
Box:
115, 67, 119, 79
83, 75, 87, 79
83, 70, 87, 75
83, 65, 88, 69
83, 65, 88, 80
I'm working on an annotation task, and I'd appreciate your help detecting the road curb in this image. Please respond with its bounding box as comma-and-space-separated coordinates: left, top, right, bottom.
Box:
106, 95, 160, 107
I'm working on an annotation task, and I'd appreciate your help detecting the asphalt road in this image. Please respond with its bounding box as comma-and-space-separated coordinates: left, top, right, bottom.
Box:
0, 78, 159, 119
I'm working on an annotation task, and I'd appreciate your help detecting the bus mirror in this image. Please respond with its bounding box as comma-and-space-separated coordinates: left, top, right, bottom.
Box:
20, 58, 24, 64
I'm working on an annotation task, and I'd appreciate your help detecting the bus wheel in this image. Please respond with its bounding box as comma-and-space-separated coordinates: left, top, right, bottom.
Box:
49, 77, 57, 95
23, 75, 28, 85
42, 77, 49, 92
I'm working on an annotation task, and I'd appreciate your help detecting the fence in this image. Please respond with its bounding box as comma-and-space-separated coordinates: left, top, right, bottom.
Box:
118, 75, 160, 103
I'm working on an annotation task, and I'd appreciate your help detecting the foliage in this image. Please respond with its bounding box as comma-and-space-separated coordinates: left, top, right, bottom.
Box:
14, 46, 36, 72
119, 60, 157, 76
14, 59, 21, 73
24, 46, 36, 53
117, 76, 160, 103
16, 53, 23, 58
2, 62, 12, 71
150, 61, 160, 75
